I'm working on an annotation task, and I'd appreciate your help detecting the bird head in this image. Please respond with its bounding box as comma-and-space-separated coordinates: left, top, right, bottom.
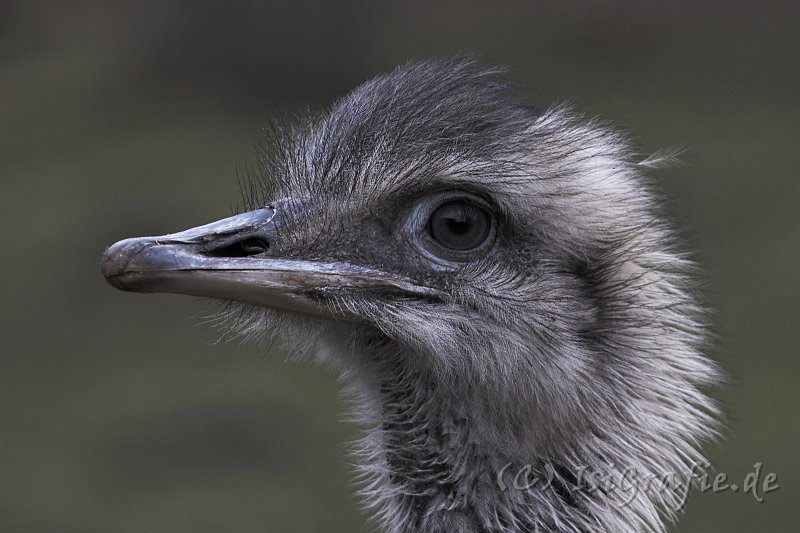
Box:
102, 59, 719, 525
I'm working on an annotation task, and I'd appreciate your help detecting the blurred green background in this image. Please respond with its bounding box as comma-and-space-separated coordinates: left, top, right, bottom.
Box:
1, 1, 797, 531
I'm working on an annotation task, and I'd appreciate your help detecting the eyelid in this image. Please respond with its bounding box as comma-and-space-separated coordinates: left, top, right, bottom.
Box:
424, 188, 495, 209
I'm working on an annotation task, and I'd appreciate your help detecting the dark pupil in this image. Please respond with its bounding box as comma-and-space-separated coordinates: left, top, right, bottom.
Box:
430, 201, 490, 251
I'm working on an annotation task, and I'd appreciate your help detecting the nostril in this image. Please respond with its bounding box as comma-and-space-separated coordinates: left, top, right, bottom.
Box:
209, 237, 270, 258
239, 237, 270, 255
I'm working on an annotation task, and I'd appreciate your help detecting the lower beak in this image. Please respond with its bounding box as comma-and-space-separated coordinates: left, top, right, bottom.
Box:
101, 206, 439, 319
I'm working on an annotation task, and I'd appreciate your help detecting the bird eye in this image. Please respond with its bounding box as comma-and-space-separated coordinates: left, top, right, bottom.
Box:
429, 200, 491, 252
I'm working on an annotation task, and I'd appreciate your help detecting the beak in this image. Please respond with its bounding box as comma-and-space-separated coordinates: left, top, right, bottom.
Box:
101, 205, 440, 319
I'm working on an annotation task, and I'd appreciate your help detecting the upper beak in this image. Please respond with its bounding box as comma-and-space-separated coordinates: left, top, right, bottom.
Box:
101, 204, 440, 319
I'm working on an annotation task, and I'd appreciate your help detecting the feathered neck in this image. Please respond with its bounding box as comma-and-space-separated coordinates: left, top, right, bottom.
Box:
339, 338, 714, 533
344, 347, 596, 533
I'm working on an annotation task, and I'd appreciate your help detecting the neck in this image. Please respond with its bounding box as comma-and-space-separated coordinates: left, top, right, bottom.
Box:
347, 348, 591, 533
337, 331, 699, 533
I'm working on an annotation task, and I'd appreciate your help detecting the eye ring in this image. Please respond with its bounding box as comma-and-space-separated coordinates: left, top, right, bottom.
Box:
405, 191, 497, 266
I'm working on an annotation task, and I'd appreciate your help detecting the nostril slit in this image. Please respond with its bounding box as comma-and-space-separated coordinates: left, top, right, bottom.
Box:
239, 237, 270, 255
209, 237, 270, 258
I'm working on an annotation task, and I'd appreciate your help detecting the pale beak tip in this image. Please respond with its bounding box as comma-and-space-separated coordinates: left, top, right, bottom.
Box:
101, 238, 151, 290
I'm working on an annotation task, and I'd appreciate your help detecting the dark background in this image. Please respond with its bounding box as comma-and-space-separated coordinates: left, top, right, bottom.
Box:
2, 1, 798, 531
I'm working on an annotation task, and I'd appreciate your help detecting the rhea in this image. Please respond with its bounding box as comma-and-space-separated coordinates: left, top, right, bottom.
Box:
102, 59, 720, 533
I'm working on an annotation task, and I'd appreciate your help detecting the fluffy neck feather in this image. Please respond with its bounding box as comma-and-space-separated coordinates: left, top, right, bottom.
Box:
344, 343, 595, 533
336, 332, 715, 533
